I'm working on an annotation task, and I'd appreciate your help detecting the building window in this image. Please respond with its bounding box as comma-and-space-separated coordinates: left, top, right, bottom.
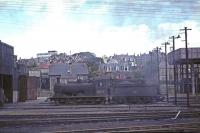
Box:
99, 82, 103, 87
104, 66, 106, 70
121, 66, 123, 70
116, 66, 119, 71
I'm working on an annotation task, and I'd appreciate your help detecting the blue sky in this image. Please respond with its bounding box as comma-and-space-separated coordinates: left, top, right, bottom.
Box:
0, 0, 200, 58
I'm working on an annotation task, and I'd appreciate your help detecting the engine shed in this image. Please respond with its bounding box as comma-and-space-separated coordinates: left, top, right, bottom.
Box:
0, 41, 14, 103
0, 40, 36, 104
168, 47, 200, 94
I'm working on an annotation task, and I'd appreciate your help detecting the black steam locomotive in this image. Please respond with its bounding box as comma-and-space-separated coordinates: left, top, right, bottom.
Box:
50, 79, 162, 104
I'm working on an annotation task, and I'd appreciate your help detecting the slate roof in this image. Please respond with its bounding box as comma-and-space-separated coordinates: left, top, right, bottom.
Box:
71, 63, 89, 75
49, 63, 69, 76
49, 63, 88, 77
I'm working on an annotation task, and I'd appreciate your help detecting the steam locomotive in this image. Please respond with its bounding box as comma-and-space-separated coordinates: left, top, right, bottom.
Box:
50, 79, 162, 104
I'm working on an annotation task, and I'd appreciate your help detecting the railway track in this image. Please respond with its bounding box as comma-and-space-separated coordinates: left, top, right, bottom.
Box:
56, 122, 200, 133
0, 110, 199, 127
0, 110, 199, 119
2, 103, 197, 114
1, 99, 200, 133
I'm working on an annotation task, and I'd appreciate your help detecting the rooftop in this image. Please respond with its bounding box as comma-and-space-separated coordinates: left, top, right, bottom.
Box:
168, 47, 200, 64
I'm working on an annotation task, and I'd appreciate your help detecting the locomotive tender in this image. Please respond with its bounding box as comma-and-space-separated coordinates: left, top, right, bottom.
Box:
50, 79, 161, 104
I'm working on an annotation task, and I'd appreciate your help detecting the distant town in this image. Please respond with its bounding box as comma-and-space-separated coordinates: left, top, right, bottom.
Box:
0, 39, 200, 104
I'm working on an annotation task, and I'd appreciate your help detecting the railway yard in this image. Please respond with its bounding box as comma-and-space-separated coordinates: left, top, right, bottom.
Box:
0, 97, 200, 133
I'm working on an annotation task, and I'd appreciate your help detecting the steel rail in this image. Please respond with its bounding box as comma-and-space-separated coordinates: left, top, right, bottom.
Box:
0, 111, 199, 127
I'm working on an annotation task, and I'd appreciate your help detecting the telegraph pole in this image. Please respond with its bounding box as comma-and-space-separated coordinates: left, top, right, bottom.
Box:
156, 47, 160, 94
162, 42, 170, 103
180, 27, 192, 107
169, 35, 180, 106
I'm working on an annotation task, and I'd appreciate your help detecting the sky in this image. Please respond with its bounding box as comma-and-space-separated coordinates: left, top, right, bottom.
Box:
0, 0, 200, 59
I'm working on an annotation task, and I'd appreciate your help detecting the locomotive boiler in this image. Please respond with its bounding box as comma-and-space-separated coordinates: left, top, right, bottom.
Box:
52, 82, 106, 104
